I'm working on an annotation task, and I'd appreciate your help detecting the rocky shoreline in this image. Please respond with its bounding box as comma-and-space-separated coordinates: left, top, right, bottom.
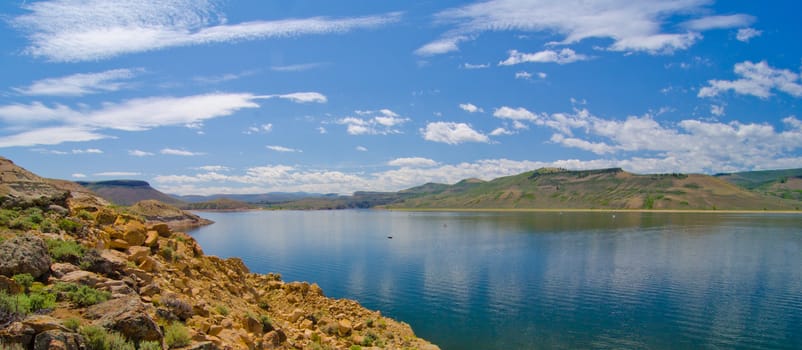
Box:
0, 157, 438, 350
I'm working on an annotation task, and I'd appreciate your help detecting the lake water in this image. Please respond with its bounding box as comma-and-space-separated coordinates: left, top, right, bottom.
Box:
188, 210, 802, 349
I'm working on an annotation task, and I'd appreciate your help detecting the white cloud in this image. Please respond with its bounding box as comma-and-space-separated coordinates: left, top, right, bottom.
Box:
421, 122, 489, 144
490, 127, 515, 136
493, 106, 540, 121
711, 104, 725, 117
270, 62, 327, 72
462, 63, 490, 69
244, 123, 273, 134
337, 109, 410, 135
736, 28, 762, 42
160, 148, 205, 156
11, 0, 402, 62
94, 171, 141, 177
14, 68, 140, 96
699, 61, 802, 99
193, 70, 257, 84
681, 14, 755, 31
71, 173, 86, 178
355, 146, 368, 152
0, 126, 109, 148
266, 92, 328, 104
72, 148, 103, 154
515, 71, 532, 80
459, 103, 483, 113
0, 92, 319, 147
418, 0, 730, 56
537, 72, 547, 79
267, 145, 302, 153
317, 127, 328, 134
388, 157, 438, 168
499, 49, 589, 66
129, 149, 154, 157
414, 36, 468, 56
195, 165, 231, 172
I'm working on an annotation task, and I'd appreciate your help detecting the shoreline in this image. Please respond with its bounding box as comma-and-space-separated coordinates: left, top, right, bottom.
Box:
383, 207, 802, 214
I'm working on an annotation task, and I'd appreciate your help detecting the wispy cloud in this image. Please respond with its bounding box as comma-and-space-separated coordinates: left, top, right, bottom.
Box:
499, 49, 589, 66
129, 149, 154, 157
0, 92, 322, 147
461, 63, 490, 69
421, 122, 489, 145
267, 145, 302, 153
161, 148, 205, 156
270, 63, 327, 72
11, 0, 402, 62
681, 14, 755, 31
244, 123, 273, 135
193, 70, 258, 84
355, 146, 368, 152
14, 68, 141, 96
416, 0, 743, 56
699, 61, 802, 99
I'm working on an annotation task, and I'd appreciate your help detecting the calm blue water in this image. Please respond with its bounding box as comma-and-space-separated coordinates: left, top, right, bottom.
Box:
188, 210, 802, 349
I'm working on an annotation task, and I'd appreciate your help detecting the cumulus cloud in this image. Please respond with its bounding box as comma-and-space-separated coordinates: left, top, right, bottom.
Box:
417, 0, 734, 56
515, 71, 532, 80
499, 49, 589, 65
421, 122, 489, 144
736, 28, 762, 42
699, 61, 802, 99
129, 149, 154, 157
388, 157, 438, 168
267, 145, 302, 153
14, 68, 141, 96
711, 105, 725, 117
459, 103, 483, 113
337, 109, 409, 135
160, 148, 205, 156
493, 106, 541, 121
10, 0, 401, 62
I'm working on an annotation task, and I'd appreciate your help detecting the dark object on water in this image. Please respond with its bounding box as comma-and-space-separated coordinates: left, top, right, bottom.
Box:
387, 236, 393, 239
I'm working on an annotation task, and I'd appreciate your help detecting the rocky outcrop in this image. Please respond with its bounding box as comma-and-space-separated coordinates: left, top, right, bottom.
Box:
0, 157, 438, 350
0, 235, 51, 279
127, 199, 214, 230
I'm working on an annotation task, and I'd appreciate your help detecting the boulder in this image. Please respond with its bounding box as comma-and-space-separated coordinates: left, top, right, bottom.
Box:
127, 246, 150, 263
0, 321, 35, 347
50, 263, 80, 278
0, 235, 51, 279
84, 296, 162, 342
81, 249, 127, 279
22, 315, 69, 333
58, 270, 103, 287
151, 223, 171, 237
34, 330, 85, 350
262, 330, 286, 348
243, 315, 263, 334
144, 230, 159, 247
122, 221, 146, 246
337, 319, 352, 336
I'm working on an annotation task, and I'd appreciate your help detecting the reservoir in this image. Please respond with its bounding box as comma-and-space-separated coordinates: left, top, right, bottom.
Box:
189, 210, 802, 349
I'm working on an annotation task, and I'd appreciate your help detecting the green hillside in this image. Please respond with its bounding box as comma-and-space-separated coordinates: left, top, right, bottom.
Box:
716, 168, 802, 201
385, 168, 800, 211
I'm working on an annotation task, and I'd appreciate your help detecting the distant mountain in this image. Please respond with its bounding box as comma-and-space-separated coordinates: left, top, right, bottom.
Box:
76, 180, 184, 206
176, 192, 326, 204
716, 168, 802, 201
383, 167, 801, 210
181, 198, 255, 210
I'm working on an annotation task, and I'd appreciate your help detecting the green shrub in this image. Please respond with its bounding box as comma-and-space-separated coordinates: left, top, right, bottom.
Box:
54, 282, 110, 307
27, 290, 56, 311
164, 322, 190, 349
259, 314, 273, 332
362, 332, 378, 346
0, 209, 18, 227
0, 289, 56, 315
58, 218, 82, 233
349, 345, 362, 350
47, 239, 86, 262
77, 210, 94, 220
12, 273, 34, 292
63, 317, 81, 332
160, 247, 174, 261
138, 341, 162, 350
80, 325, 136, 350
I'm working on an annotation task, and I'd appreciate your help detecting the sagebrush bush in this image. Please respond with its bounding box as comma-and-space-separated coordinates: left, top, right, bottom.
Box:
47, 238, 86, 262
164, 322, 190, 349
54, 282, 110, 307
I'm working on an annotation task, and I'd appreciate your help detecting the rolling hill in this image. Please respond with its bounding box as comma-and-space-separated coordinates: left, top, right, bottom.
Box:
716, 168, 802, 201
76, 180, 184, 206
383, 168, 800, 210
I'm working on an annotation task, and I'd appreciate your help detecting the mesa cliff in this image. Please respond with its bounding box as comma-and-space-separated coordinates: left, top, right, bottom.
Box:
0, 156, 438, 350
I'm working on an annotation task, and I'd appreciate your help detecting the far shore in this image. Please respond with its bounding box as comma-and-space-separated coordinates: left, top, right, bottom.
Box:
383, 207, 802, 214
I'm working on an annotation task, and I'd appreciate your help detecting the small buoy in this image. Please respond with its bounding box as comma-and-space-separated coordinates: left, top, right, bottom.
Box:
387, 236, 393, 239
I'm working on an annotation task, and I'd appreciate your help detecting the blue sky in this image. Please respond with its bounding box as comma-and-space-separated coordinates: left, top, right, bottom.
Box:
1, 0, 801, 195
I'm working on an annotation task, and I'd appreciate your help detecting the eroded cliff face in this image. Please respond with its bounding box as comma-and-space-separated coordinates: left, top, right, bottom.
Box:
0, 157, 438, 350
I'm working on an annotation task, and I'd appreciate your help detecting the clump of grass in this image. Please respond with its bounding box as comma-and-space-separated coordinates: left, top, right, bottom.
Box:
138, 340, 162, 350
159, 246, 174, 262
63, 317, 81, 332
47, 238, 86, 262
260, 314, 274, 332
58, 218, 82, 233
164, 322, 190, 349
0, 288, 56, 316
11, 273, 34, 293
53, 282, 110, 307
215, 304, 229, 316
